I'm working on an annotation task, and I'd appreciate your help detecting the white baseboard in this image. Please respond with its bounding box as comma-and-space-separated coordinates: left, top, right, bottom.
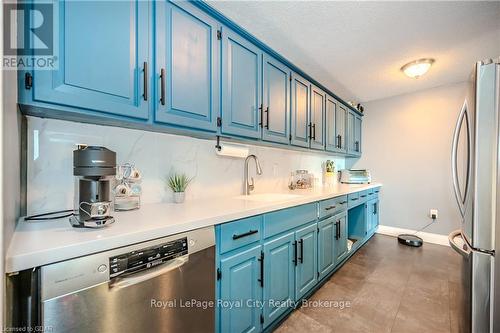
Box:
376, 225, 449, 247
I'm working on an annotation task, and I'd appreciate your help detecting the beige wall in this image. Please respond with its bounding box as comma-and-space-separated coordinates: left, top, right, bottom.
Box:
353, 82, 468, 235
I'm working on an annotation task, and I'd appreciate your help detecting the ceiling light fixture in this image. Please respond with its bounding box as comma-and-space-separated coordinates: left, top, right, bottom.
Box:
400, 58, 435, 79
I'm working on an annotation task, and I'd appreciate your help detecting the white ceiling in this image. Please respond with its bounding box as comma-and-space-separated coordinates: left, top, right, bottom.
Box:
208, 1, 500, 103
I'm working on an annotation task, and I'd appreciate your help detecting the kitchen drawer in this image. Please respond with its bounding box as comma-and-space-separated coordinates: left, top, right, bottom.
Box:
219, 215, 263, 254
319, 195, 347, 219
359, 190, 369, 202
264, 203, 317, 239
347, 192, 361, 209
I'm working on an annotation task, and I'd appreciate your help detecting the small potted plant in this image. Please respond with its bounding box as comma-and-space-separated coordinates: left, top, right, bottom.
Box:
324, 160, 336, 187
167, 173, 193, 203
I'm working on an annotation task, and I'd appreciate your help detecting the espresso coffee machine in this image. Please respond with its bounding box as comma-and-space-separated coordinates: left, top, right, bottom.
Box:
69, 145, 116, 228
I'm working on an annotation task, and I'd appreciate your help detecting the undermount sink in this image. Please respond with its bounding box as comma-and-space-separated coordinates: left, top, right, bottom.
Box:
236, 193, 303, 202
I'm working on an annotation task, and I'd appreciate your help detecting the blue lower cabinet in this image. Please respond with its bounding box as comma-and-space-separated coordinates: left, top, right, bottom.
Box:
295, 223, 318, 300
262, 232, 295, 328
155, 1, 219, 132
219, 245, 262, 333
335, 213, 348, 263
366, 198, 379, 236
318, 217, 335, 280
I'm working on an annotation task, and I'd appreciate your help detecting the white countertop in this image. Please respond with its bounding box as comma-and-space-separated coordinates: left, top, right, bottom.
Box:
6, 183, 381, 273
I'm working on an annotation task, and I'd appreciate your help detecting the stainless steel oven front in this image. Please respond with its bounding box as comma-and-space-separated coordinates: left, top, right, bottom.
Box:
40, 226, 215, 333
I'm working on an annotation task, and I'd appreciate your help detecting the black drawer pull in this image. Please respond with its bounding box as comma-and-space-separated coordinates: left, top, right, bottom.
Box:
257, 251, 264, 287
233, 229, 258, 240
160, 68, 166, 105
335, 221, 339, 240
299, 239, 304, 263
360, 195, 367, 198
325, 205, 336, 211
142, 62, 148, 101
339, 201, 347, 205
293, 240, 298, 266
351, 198, 359, 201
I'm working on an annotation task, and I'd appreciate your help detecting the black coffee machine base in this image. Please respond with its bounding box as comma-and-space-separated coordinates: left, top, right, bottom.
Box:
69, 215, 115, 228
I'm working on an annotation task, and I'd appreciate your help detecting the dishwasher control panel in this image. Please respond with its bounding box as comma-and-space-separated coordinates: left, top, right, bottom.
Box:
109, 237, 188, 278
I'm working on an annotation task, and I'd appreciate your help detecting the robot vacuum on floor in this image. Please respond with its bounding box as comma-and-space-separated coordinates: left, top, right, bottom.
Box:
397, 234, 423, 247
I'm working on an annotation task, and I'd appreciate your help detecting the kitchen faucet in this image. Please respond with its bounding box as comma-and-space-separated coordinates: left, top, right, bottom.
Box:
244, 154, 262, 195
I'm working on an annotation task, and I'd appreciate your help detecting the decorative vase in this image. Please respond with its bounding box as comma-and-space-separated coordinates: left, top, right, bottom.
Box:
324, 172, 335, 187
173, 192, 185, 203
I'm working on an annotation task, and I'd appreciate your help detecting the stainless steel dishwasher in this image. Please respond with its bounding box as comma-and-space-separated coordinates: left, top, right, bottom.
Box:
40, 227, 215, 333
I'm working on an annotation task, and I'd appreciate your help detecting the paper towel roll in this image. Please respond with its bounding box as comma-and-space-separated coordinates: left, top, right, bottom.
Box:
216, 143, 249, 158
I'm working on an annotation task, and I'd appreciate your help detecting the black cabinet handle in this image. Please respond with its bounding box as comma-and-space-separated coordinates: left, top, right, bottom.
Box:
265, 107, 269, 129
374, 202, 377, 215
312, 124, 316, 140
258, 104, 263, 127
325, 205, 336, 211
299, 239, 304, 263
339, 201, 348, 205
336, 134, 342, 148
335, 221, 339, 240
143, 62, 148, 101
160, 68, 166, 105
360, 195, 367, 198
351, 198, 359, 201
232, 229, 258, 240
293, 240, 298, 266
308, 123, 313, 139
257, 251, 264, 287
355, 141, 359, 152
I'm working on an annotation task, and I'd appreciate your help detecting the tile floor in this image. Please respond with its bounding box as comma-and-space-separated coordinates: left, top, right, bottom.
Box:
275, 234, 462, 333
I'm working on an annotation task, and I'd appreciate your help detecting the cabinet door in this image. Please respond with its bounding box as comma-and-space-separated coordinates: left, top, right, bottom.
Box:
33, 0, 149, 120
335, 214, 348, 263
220, 245, 262, 333
295, 223, 318, 300
263, 232, 295, 327
318, 217, 335, 280
373, 199, 379, 229
290, 73, 310, 148
221, 28, 262, 139
335, 104, 348, 153
347, 110, 357, 155
310, 85, 325, 150
262, 54, 290, 144
155, 1, 219, 132
354, 115, 362, 155
325, 95, 337, 152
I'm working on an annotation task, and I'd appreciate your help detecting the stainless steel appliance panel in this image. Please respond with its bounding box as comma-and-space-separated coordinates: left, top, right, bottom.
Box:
40, 227, 215, 333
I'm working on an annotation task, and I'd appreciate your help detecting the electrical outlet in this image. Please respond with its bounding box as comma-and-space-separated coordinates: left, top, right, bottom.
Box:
430, 209, 438, 220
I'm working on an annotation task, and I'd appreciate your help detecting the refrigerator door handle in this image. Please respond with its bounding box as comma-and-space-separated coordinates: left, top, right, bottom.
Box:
451, 100, 469, 217
448, 229, 471, 258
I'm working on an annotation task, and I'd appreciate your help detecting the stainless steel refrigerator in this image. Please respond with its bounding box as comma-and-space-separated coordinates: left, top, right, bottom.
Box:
449, 59, 500, 333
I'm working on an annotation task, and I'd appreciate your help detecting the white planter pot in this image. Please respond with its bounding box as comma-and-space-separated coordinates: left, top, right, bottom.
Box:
173, 192, 185, 204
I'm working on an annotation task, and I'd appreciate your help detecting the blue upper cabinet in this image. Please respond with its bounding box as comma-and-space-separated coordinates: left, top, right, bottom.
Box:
310, 85, 325, 150
347, 109, 362, 156
354, 114, 362, 155
221, 28, 262, 139
290, 73, 311, 148
219, 244, 262, 333
155, 1, 219, 132
336, 104, 348, 154
262, 54, 290, 145
30, 0, 149, 120
325, 96, 348, 153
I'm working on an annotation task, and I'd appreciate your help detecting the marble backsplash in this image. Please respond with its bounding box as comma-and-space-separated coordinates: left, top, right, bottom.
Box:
26, 117, 345, 215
